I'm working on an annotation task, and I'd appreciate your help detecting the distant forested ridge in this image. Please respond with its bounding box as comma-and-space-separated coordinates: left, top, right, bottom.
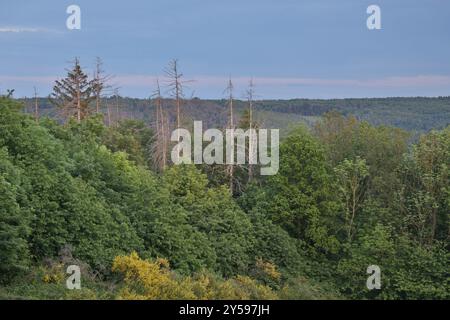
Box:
19, 96, 450, 134
253, 97, 450, 131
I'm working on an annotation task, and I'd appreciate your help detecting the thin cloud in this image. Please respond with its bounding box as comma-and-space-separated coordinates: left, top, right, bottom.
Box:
0, 75, 57, 83
2, 74, 450, 98
3, 74, 449, 88
0, 26, 60, 34
113, 74, 450, 88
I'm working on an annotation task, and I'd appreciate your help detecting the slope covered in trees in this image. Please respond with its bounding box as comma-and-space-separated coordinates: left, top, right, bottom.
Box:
1, 95, 448, 300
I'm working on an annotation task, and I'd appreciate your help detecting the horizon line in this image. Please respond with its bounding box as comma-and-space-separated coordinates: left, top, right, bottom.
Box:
15, 95, 450, 101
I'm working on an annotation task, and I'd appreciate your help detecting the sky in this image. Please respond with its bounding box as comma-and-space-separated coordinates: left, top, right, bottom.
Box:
0, 0, 449, 99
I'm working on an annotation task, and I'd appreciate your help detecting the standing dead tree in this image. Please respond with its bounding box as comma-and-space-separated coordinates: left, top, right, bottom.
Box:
225, 77, 235, 193
92, 57, 112, 115
164, 59, 194, 130
246, 78, 256, 183
164, 59, 194, 164
106, 98, 112, 127
113, 88, 122, 125
165, 59, 184, 130
151, 79, 169, 172
33, 86, 39, 123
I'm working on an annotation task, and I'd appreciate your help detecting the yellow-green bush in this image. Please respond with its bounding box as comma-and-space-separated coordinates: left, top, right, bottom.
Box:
112, 252, 277, 300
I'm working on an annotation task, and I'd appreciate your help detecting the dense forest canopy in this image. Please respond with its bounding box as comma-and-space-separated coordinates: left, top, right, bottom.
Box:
1, 94, 448, 299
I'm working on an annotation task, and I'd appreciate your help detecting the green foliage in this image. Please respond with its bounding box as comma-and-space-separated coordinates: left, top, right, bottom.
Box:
163, 165, 255, 276
255, 127, 341, 254
0, 99, 143, 272
315, 112, 410, 202
334, 157, 370, 242
395, 128, 450, 244
1, 96, 448, 300
337, 224, 449, 299
0, 148, 30, 282
101, 119, 153, 167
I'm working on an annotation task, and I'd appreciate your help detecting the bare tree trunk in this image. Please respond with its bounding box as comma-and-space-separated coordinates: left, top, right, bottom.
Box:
165, 59, 191, 136
96, 95, 100, 113
93, 57, 112, 115
114, 89, 120, 125
94, 58, 102, 114
165, 59, 191, 163
152, 79, 168, 172
76, 82, 81, 123
106, 99, 111, 127
159, 105, 167, 171
247, 79, 255, 183
430, 208, 437, 244
173, 61, 181, 129
164, 112, 170, 169
348, 184, 357, 241
226, 78, 235, 194
176, 87, 181, 129
33, 86, 39, 123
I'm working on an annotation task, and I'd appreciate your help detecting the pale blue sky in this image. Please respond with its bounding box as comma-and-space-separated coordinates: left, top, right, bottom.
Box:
1, 0, 449, 98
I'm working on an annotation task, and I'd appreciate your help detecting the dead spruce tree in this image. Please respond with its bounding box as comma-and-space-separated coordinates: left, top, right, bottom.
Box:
106, 98, 112, 126
246, 78, 256, 183
164, 59, 193, 163
33, 86, 39, 123
165, 59, 184, 130
113, 88, 121, 125
50, 58, 95, 123
92, 57, 112, 115
151, 79, 169, 172
225, 77, 235, 193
